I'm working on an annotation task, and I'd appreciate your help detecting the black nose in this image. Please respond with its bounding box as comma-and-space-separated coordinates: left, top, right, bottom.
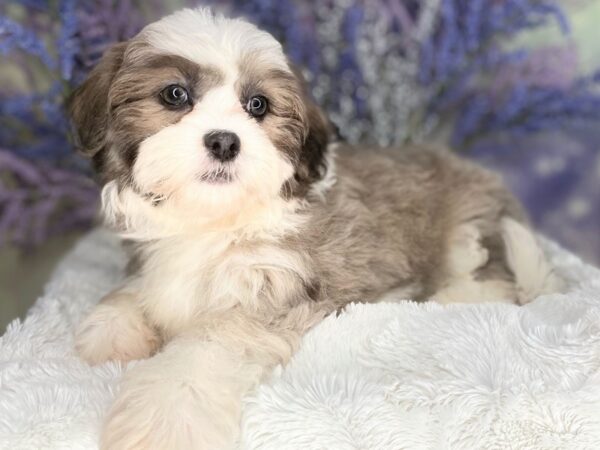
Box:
204, 131, 240, 162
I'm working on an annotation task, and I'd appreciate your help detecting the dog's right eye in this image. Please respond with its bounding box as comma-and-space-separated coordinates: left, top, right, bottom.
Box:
159, 84, 190, 107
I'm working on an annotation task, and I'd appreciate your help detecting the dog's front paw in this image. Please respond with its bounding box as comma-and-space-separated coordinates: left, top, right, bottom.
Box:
101, 358, 238, 450
75, 292, 159, 365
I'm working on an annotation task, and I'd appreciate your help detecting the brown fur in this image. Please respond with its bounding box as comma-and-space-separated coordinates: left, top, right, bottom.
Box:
236, 60, 334, 198
69, 41, 224, 185
70, 43, 334, 199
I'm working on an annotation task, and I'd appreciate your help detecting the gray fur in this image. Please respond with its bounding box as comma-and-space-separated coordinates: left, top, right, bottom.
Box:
285, 144, 525, 311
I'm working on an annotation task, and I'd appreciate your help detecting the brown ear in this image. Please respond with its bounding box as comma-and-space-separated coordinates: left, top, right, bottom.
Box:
290, 63, 336, 184
301, 93, 332, 182
67, 43, 128, 157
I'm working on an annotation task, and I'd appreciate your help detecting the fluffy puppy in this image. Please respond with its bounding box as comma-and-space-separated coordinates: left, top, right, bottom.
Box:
69, 8, 562, 450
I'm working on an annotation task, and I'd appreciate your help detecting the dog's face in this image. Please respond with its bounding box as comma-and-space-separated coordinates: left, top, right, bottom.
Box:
69, 8, 332, 237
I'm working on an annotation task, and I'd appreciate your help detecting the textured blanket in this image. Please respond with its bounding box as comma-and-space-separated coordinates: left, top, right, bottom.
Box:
1, 229, 600, 449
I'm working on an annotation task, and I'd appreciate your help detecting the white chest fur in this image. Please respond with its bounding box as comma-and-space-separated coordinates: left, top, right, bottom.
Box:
134, 233, 312, 337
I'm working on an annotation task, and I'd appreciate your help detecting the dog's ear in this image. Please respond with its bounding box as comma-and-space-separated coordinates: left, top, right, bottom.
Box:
290, 63, 337, 184
67, 42, 128, 158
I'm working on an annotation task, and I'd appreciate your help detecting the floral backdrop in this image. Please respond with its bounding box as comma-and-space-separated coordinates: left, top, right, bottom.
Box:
1, 0, 599, 263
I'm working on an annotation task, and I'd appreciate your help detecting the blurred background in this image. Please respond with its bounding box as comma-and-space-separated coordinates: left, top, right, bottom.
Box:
0, 0, 599, 329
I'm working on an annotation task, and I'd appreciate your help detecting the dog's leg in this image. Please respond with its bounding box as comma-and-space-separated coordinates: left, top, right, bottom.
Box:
433, 224, 515, 304
75, 288, 160, 365
501, 217, 565, 304
100, 306, 324, 450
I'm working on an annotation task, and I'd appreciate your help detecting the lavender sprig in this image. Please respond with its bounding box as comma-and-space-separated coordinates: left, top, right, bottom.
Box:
0, 150, 98, 247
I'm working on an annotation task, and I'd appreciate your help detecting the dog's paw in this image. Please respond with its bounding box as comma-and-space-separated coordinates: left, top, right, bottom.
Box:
101, 358, 237, 450
75, 292, 159, 365
447, 224, 489, 277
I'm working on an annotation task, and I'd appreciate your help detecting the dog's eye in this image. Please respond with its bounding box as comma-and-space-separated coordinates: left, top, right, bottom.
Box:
160, 84, 189, 107
246, 95, 268, 118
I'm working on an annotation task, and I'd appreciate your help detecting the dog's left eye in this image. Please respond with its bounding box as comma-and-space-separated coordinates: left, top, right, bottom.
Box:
246, 95, 268, 118
160, 84, 189, 107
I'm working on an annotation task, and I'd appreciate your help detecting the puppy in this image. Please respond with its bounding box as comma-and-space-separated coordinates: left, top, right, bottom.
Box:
69, 8, 562, 450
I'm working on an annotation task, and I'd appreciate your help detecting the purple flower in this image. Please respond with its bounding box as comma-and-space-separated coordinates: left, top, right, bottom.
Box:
0, 0, 599, 260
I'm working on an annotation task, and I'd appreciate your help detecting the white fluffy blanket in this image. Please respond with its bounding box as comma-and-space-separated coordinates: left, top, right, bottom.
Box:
1, 229, 600, 450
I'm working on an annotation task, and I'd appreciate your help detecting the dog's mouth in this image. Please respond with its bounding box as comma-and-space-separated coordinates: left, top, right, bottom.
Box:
198, 166, 235, 184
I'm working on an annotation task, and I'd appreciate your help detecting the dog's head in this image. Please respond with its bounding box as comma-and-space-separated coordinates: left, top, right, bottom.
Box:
68, 8, 334, 238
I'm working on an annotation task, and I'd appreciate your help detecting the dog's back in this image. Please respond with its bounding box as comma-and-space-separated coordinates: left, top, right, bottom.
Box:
300, 144, 561, 306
